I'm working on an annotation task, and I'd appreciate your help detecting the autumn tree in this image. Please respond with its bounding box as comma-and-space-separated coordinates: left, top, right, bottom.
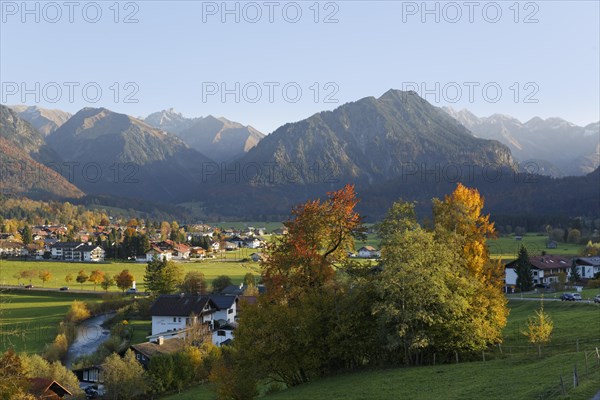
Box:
38, 270, 52, 287
144, 257, 184, 295
88, 270, 105, 291
180, 271, 207, 294
432, 183, 508, 348
21, 270, 37, 285
262, 184, 365, 302
103, 350, 148, 399
76, 270, 89, 288
522, 300, 553, 356
0, 349, 36, 400
115, 269, 135, 293
65, 273, 73, 285
515, 245, 534, 292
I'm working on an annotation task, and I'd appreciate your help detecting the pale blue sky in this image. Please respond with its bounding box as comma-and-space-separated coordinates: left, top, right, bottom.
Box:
1, 0, 598, 133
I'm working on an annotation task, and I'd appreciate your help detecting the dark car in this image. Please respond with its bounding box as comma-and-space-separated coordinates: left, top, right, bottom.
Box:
59, 286, 69, 291
125, 288, 138, 295
84, 386, 99, 399
594, 295, 600, 304
560, 293, 574, 301
24, 284, 34, 289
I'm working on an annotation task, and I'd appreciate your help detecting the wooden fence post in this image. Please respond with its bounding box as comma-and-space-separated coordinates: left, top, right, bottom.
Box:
455, 351, 459, 364
573, 365, 579, 388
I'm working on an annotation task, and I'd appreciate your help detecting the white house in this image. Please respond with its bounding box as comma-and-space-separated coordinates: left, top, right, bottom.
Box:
50, 242, 105, 262
212, 324, 235, 346
504, 254, 572, 291
149, 295, 219, 339
573, 257, 600, 279
357, 246, 380, 259
171, 243, 191, 260
244, 238, 263, 249
141, 247, 172, 262
148, 294, 239, 346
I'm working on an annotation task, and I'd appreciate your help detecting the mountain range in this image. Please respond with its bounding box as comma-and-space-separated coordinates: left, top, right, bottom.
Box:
9, 105, 72, 136
1, 92, 598, 220
443, 107, 599, 177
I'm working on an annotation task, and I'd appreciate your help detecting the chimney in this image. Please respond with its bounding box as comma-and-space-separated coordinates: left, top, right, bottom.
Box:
158, 336, 164, 346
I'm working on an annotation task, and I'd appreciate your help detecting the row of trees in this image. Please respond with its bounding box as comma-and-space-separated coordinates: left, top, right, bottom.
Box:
143, 256, 257, 295
211, 184, 509, 398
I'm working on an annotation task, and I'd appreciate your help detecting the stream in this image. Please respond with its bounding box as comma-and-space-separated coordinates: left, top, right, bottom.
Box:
65, 313, 116, 369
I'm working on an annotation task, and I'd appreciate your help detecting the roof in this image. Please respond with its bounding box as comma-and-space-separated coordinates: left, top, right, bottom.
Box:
220, 284, 244, 296
150, 294, 218, 316
131, 338, 186, 358
359, 246, 377, 251
209, 295, 238, 310
29, 378, 72, 398
506, 254, 572, 271
574, 257, 600, 266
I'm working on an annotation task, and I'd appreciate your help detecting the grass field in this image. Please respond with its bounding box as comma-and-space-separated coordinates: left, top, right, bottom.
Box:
0, 290, 102, 354
0, 255, 262, 291
488, 234, 583, 261
167, 300, 600, 400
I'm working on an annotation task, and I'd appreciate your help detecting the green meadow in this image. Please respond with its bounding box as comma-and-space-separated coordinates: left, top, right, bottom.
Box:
0, 290, 103, 354
167, 300, 600, 400
0, 254, 262, 292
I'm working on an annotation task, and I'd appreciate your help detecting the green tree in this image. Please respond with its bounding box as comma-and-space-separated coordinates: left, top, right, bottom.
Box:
101, 275, 115, 292
522, 300, 553, 356
76, 270, 89, 288
243, 272, 255, 287
21, 224, 32, 245
515, 245, 534, 292
144, 257, 184, 294
103, 350, 148, 399
212, 275, 232, 294
148, 353, 175, 394
567, 229, 581, 244
180, 271, 207, 294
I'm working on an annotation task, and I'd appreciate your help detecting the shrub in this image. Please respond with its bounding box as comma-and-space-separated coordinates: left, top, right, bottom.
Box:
65, 300, 91, 323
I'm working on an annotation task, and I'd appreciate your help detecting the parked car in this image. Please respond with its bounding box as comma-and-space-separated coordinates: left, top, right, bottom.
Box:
59, 286, 69, 291
594, 295, 600, 304
24, 284, 34, 289
84, 386, 98, 399
572, 293, 582, 301
125, 288, 138, 295
560, 293, 574, 301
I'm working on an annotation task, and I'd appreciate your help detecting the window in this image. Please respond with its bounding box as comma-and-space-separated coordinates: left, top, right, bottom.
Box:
228, 308, 233, 314
136, 353, 140, 360
173, 317, 177, 322
217, 330, 226, 336
178, 317, 182, 322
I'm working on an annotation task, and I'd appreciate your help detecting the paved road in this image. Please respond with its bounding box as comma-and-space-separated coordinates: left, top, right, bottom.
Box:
0, 284, 148, 296
591, 390, 600, 400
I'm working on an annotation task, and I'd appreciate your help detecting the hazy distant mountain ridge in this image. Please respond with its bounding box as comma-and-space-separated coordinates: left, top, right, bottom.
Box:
444, 107, 600, 176
144, 109, 265, 162
9, 105, 72, 136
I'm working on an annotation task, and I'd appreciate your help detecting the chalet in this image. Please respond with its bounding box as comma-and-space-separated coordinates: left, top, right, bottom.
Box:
140, 247, 172, 262
190, 247, 206, 258
573, 257, 600, 279
212, 323, 235, 346
357, 246, 380, 259
244, 237, 263, 249
172, 243, 191, 260
211, 241, 221, 251
149, 294, 219, 339
227, 236, 245, 248
546, 240, 558, 249
50, 242, 105, 262
505, 254, 572, 290
272, 227, 288, 235
28, 378, 72, 399
73, 365, 104, 384
250, 252, 264, 262
148, 294, 239, 345
130, 337, 186, 369
0, 240, 24, 256
223, 242, 237, 251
